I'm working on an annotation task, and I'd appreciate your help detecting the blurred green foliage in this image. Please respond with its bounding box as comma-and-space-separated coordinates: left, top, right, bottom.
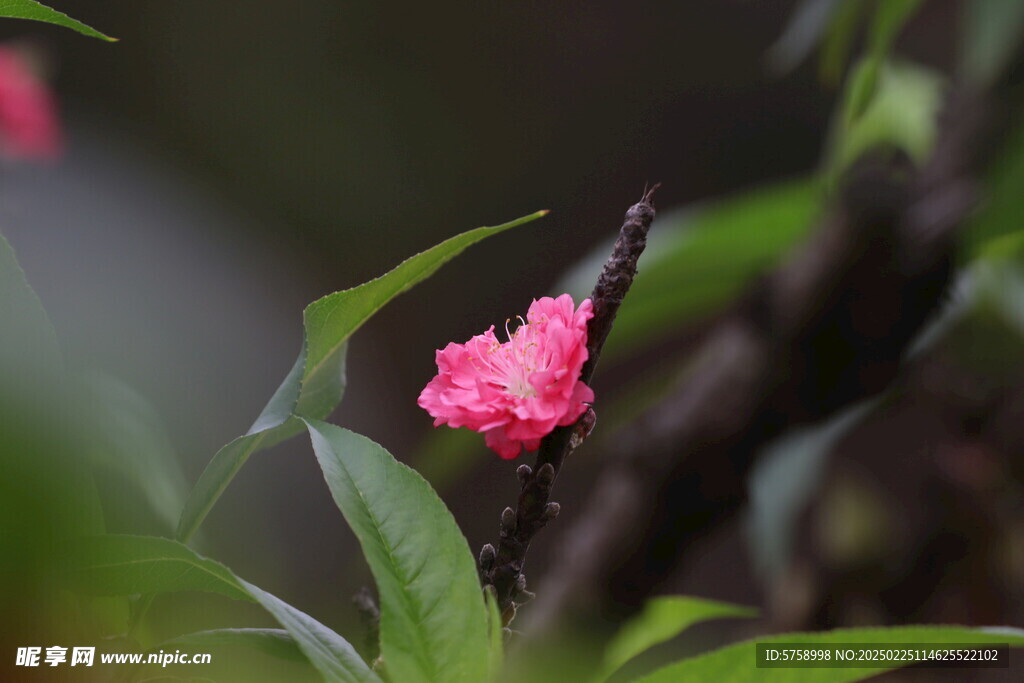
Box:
597, 596, 756, 683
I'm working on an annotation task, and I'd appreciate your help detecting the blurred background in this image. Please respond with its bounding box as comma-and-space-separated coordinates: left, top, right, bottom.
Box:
1, 0, 1022, 680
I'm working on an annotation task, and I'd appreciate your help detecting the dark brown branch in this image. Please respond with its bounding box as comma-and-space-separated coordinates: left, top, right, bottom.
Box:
580, 183, 660, 386
524, 87, 990, 634
479, 186, 659, 622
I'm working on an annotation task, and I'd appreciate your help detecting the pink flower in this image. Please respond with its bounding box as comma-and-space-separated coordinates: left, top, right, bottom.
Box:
0, 46, 61, 160
418, 294, 595, 459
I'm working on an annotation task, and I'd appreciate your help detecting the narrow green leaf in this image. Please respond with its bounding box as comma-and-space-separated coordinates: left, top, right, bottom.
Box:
302, 211, 546, 384
65, 534, 380, 683
0, 0, 115, 41
248, 350, 310, 436
177, 211, 544, 543
631, 625, 1024, 682
304, 419, 490, 683
176, 342, 346, 543
559, 181, 820, 361
240, 579, 381, 683
64, 535, 253, 602
597, 596, 756, 682
176, 429, 281, 542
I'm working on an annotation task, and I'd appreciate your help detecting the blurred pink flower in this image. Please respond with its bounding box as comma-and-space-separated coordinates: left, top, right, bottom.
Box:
0, 46, 61, 160
418, 294, 595, 459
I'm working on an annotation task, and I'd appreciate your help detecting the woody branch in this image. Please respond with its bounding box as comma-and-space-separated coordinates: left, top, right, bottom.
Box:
478, 185, 660, 622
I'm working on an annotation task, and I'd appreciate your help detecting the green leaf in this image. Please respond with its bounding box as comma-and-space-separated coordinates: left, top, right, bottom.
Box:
175, 342, 345, 543
597, 596, 755, 682
240, 579, 382, 683
0, 0, 115, 41
831, 60, 944, 175
304, 419, 490, 683
64, 535, 253, 602
176, 211, 546, 543
631, 625, 1024, 682
559, 180, 820, 361
175, 422, 298, 544
302, 211, 546, 382
65, 534, 380, 683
